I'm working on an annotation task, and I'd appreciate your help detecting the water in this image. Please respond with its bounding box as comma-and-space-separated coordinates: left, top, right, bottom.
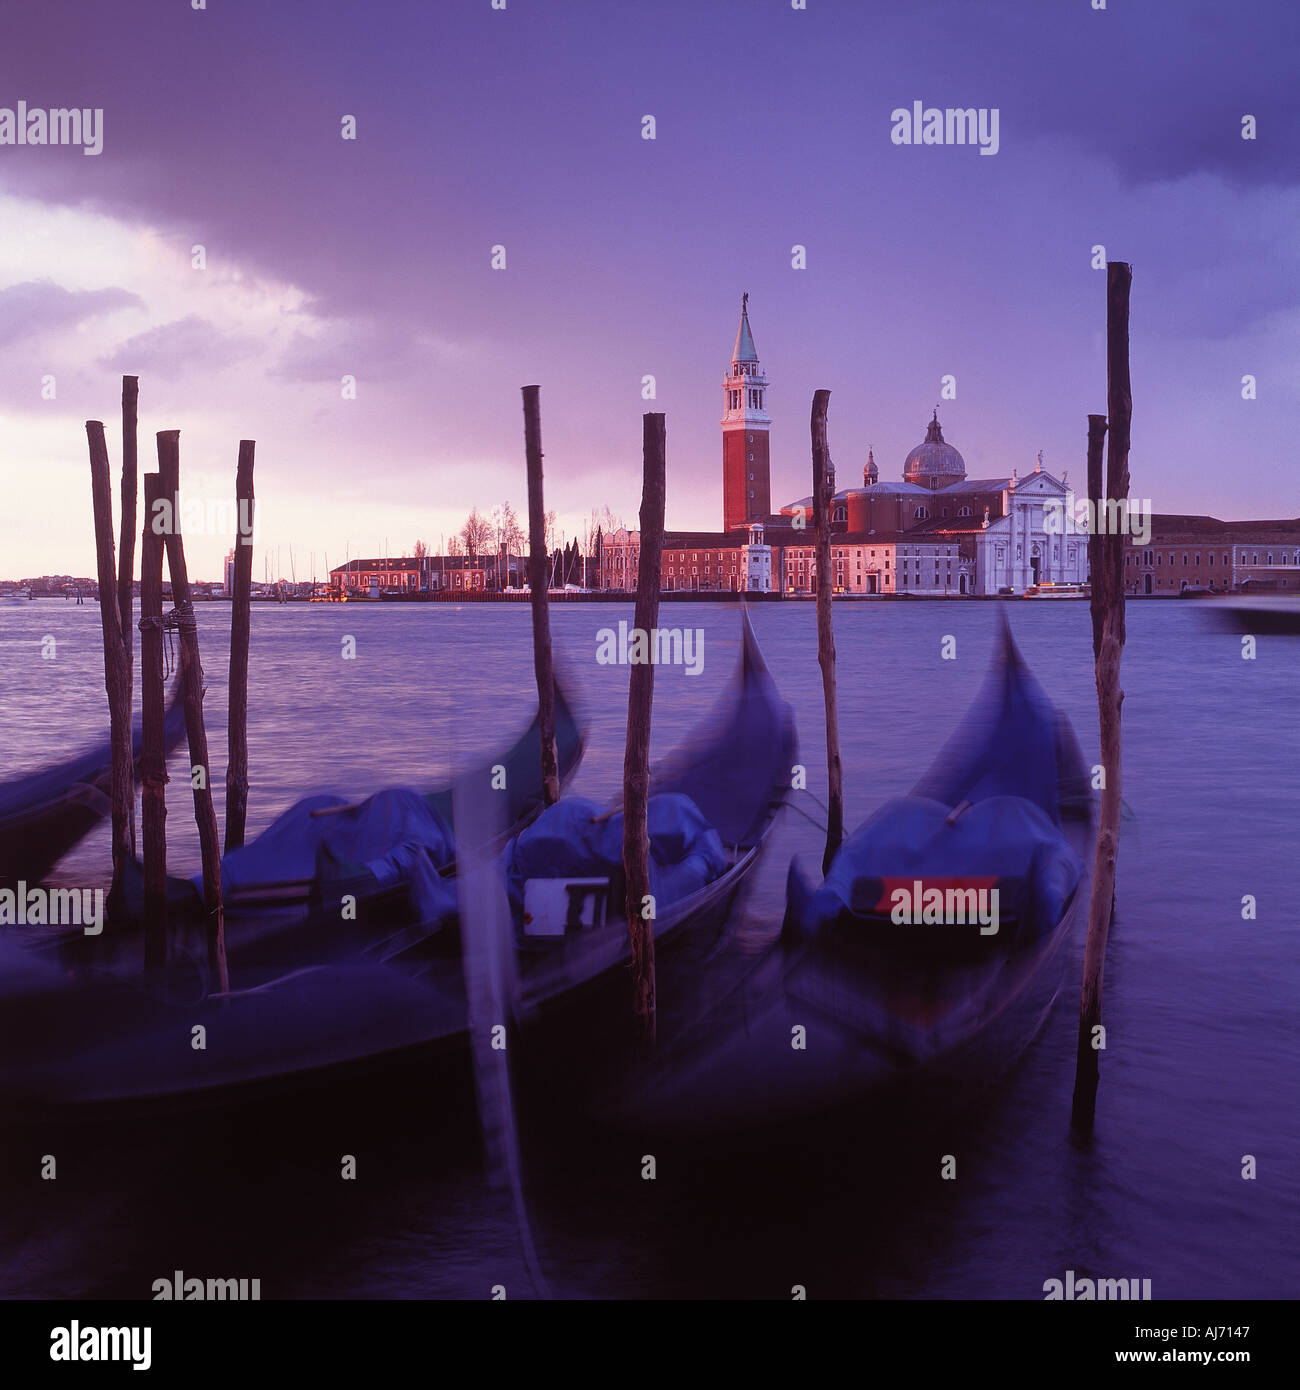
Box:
1, 598, 1296, 1299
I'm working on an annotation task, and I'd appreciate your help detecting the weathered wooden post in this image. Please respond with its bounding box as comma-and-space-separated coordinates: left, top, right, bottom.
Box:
811, 390, 844, 876
522, 387, 559, 807
156, 431, 228, 994
86, 421, 134, 910
1072, 261, 1132, 1136
623, 412, 666, 1047
140, 473, 169, 969
225, 441, 256, 851
118, 375, 139, 857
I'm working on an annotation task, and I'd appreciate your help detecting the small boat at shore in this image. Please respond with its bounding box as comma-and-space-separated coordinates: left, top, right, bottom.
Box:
613, 620, 1092, 1135
1022, 582, 1090, 599
1, 612, 796, 1116
0, 684, 187, 891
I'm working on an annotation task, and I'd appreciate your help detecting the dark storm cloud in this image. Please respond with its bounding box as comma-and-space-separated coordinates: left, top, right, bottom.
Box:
0, 280, 141, 348
99, 314, 256, 377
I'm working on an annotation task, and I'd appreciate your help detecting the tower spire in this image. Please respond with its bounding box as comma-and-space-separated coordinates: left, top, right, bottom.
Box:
733, 293, 758, 365
721, 295, 771, 530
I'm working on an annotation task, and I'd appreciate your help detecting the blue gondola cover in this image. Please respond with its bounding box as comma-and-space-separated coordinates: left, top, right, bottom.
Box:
803, 794, 1084, 945
504, 793, 727, 927
212, 788, 458, 924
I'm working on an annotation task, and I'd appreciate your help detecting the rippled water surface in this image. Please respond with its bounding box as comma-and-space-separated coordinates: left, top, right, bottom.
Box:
1, 597, 1296, 1299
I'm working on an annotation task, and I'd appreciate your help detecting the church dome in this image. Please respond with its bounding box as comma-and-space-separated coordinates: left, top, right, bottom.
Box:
903, 412, 966, 489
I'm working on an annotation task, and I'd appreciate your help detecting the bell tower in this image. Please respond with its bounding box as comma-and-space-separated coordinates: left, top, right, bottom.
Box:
722, 293, 771, 531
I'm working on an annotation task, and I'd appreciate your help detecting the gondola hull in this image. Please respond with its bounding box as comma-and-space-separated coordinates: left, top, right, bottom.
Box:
607, 621, 1093, 1136
1, 611, 796, 1120
0, 687, 187, 891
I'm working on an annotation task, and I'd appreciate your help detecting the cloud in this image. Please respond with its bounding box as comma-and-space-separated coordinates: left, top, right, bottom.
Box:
270, 318, 467, 384
99, 314, 257, 377
0, 280, 141, 349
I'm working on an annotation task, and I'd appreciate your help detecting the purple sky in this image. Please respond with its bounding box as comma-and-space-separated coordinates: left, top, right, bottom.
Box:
2, 0, 1297, 579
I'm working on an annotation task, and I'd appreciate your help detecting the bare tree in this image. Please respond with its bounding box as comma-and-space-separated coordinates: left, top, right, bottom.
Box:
460, 507, 493, 559
447, 534, 465, 558
500, 500, 525, 587
413, 538, 428, 560
588, 503, 625, 548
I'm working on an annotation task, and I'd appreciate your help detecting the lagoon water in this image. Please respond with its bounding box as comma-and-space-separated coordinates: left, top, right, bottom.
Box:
1, 598, 1296, 1299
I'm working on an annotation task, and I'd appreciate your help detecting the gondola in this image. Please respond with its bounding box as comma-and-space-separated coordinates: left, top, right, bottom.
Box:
0, 613, 795, 1117
612, 619, 1093, 1135
0, 684, 187, 891
98, 676, 589, 976
502, 606, 797, 1094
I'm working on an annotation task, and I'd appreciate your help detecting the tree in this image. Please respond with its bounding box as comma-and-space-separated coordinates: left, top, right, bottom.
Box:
500, 501, 525, 565
447, 535, 465, 558
460, 507, 493, 559
588, 504, 625, 550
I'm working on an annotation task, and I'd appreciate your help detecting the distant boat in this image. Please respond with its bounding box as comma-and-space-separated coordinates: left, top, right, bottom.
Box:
1213, 595, 1300, 635
1022, 582, 1090, 599
0, 682, 187, 891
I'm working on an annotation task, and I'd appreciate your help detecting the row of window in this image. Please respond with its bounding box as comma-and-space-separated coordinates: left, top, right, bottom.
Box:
1127, 551, 1299, 567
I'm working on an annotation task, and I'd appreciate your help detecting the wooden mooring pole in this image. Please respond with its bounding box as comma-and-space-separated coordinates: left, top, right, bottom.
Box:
140, 473, 169, 970
225, 441, 256, 852
522, 387, 559, 807
118, 375, 139, 856
156, 431, 228, 994
623, 412, 666, 1047
86, 421, 134, 913
811, 390, 844, 877
1071, 261, 1132, 1136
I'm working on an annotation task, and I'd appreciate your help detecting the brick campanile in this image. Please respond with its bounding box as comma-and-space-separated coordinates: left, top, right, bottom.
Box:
721, 293, 772, 531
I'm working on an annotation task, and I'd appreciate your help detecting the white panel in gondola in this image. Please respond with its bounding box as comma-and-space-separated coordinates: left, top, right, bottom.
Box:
521, 878, 609, 937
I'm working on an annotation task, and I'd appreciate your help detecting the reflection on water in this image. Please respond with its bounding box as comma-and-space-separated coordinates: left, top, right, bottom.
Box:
0, 599, 1296, 1298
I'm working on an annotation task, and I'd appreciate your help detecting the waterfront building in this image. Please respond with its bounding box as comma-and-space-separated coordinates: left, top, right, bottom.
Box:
329, 551, 521, 595
1122, 516, 1300, 596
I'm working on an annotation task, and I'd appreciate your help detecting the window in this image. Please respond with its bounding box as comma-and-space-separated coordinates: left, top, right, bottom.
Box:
914, 506, 929, 521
